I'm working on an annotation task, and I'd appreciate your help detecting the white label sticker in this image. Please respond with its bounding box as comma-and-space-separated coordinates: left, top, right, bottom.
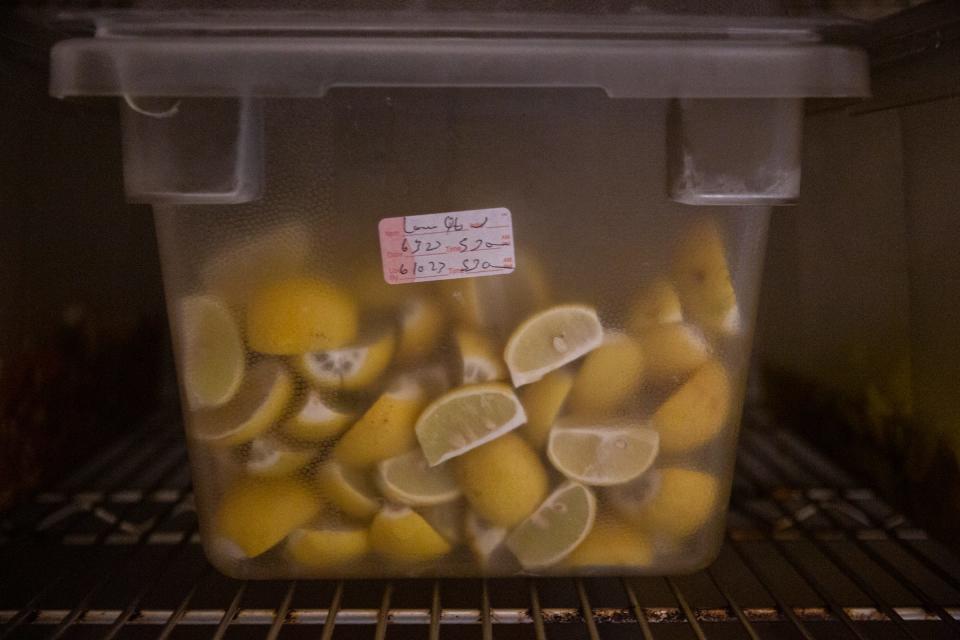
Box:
378, 208, 515, 284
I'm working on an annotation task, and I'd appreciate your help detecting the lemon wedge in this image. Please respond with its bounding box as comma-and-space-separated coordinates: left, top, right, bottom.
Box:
547, 421, 659, 486
504, 304, 603, 387
672, 218, 740, 335
376, 449, 461, 507
179, 295, 245, 411
213, 477, 320, 558
246, 276, 358, 355
626, 280, 683, 333
369, 506, 452, 564
287, 526, 369, 569
334, 378, 426, 467
653, 360, 731, 454
568, 333, 644, 417
415, 383, 526, 466
519, 369, 574, 449
455, 327, 507, 385
505, 481, 597, 570
244, 436, 314, 478
283, 390, 353, 442
315, 460, 381, 521
453, 432, 548, 529
295, 327, 396, 392
190, 360, 293, 447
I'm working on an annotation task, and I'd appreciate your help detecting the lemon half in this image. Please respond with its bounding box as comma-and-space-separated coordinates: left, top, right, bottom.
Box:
377, 449, 461, 507
547, 422, 659, 487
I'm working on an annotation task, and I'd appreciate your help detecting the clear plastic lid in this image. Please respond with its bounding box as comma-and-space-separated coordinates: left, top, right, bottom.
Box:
49, 11, 869, 99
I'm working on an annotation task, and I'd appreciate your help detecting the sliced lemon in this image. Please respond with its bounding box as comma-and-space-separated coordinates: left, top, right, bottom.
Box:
213, 476, 321, 558
519, 369, 574, 449
200, 222, 311, 308
396, 297, 446, 363
283, 390, 353, 442
246, 276, 358, 355
505, 481, 597, 570
567, 333, 644, 417
653, 360, 731, 454
564, 519, 653, 569
464, 511, 509, 571
453, 432, 548, 529
315, 460, 381, 521
244, 436, 314, 478
334, 378, 426, 467
179, 295, 245, 411
455, 327, 507, 385
376, 449, 461, 507
286, 526, 369, 569
415, 383, 526, 466
190, 360, 293, 447
547, 421, 659, 487
295, 326, 396, 392
604, 469, 663, 524
625, 467, 719, 538
368, 505, 452, 564
626, 280, 683, 333
504, 304, 603, 387
672, 218, 740, 335
419, 500, 465, 546
639, 323, 710, 384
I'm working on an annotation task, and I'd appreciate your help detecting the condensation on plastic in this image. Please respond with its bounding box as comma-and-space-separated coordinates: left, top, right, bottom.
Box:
149, 94, 771, 579
51, 15, 866, 578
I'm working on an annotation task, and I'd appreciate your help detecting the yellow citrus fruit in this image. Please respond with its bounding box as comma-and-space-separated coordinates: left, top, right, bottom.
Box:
564, 519, 653, 569
567, 333, 644, 417
626, 467, 719, 538
547, 421, 659, 486
418, 500, 465, 546
672, 218, 740, 335
454, 432, 548, 529
213, 476, 320, 558
283, 390, 353, 442
190, 359, 293, 447
626, 280, 683, 333
286, 526, 369, 569
376, 449, 461, 507
638, 323, 710, 384
368, 506, 452, 564
200, 222, 311, 308
246, 276, 358, 355
519, 369, 574, 449
505, 481, 597, 570
295, 326, 396, 391
315, 460, 381, 521
396, 297, 446, 363
243, 436, 314, 478
504, 304, 603, 387
464, 510, 510, 571
653, 360, 731, 454
179, 295, 245, 411
455, 327, 507, 385
416, 383, 526, 466
334, 378, 426, 467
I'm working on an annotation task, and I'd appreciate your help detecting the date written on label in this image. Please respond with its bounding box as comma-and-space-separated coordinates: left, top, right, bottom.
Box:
379, 208, 516, 284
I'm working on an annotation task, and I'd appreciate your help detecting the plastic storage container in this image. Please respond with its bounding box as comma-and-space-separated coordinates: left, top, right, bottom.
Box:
50, 12, 868, 578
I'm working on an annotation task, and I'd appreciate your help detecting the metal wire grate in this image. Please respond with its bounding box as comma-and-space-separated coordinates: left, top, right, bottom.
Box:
3, 412, 960, 639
